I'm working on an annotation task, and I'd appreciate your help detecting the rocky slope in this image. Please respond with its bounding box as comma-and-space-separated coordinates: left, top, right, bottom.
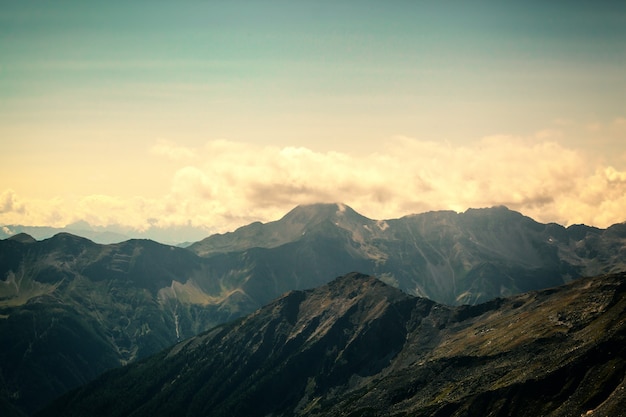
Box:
0, 234, 229, 415
190, 203, 626, 305
2, 204, 626, 415
36, 272, 626, 417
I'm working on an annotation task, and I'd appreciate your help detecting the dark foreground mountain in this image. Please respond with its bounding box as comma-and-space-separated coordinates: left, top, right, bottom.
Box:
0, 234, 237, 415
37, 272, 626, 417
2, 204, 626, 415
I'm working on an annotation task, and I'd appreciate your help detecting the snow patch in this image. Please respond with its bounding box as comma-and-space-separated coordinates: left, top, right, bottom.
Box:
173, 309, 181, 340
377, 220, 389, 231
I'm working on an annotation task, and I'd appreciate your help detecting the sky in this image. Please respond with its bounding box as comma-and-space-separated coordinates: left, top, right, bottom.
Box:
1, 1, 626, 240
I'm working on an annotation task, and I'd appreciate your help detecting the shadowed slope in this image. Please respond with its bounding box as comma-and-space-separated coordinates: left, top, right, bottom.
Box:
37, 272, 626, 417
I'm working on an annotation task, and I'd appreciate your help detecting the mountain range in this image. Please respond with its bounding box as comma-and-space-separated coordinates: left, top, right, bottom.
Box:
1, 203, 626, 415
36, 272, 626, 417
188, 203, 626, 305
0, 221, 211, 246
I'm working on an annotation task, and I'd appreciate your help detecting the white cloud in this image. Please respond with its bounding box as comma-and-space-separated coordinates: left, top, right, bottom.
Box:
156, 135, 624, 230
0, 189, 26, 215
150, 139, 197, 161
2, 135, 626, 233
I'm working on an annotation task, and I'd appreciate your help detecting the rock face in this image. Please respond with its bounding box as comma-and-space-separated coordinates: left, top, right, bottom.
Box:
36, 272, 626, 417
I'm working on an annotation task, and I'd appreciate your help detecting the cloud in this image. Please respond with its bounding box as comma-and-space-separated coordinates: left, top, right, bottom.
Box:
150, 139, 197, 161
76, 195, 155, 230
2, 135, 626, 234
0, 189, 26, 215
158, 135, 624, 230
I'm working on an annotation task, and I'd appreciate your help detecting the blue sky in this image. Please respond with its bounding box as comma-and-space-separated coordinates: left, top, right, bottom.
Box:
1, 1, 626, 237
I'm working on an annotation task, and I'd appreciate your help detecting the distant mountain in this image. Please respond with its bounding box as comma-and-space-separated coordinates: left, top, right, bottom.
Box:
0, 224, 130, 244
0, 222, 212, 245
1, 204, 626, 415
190, 203, 626, 305
189, 203, 372, 255
36, 272, 626, 417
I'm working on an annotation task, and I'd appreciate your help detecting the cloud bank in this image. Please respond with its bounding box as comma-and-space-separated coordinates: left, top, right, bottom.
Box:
2, 135, 626, 236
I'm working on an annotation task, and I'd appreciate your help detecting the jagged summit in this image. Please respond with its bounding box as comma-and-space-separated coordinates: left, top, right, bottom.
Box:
280, 202, 370, 224
189, 202, 375, 256
257, 272, 414, 330
293, 271, 415, 313
279, 271, 379, 297
278, 203, 378, 241
461, 205, 538, 224
322, 271, 384, 291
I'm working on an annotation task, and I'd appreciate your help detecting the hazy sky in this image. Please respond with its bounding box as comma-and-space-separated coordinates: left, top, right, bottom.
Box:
2, 1, 626, 236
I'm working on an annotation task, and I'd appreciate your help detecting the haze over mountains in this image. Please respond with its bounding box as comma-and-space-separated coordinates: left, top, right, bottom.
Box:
1, 203, 626, 415
0, 222, 210, 246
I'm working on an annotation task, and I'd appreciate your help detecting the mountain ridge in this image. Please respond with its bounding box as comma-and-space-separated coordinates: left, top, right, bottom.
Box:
36, 271, 626, 417
220, 203, 626, 304
189, 203, 373, 256
2, 204, 626, 415
0, 224, 210, 246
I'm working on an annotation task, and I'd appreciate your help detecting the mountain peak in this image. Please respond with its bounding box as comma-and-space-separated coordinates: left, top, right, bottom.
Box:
461, 205, 533, 222
279, 203, 374, 235
324, 271, 392, 296
6, 232, 36, 243
188, 203, 374, 256
48, 232, 95, 244
275, 272, 407, 313
281, 203, 366, 224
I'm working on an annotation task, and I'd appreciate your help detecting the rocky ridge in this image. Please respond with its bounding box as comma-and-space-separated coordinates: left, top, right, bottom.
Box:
37, 272, 626, 417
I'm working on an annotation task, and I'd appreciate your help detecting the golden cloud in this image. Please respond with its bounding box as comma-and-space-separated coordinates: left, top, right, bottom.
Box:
2, 135, 625, 233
